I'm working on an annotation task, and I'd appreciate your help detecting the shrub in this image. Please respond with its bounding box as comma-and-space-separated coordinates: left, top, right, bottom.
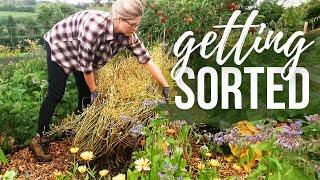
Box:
277, 6, 306, 33
0, 58, 77, 146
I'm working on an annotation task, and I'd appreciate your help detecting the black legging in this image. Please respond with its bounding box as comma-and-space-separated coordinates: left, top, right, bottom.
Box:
37, 41, 91, 136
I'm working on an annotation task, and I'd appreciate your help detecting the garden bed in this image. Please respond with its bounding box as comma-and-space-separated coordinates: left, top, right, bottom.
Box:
1, 106, 319, 179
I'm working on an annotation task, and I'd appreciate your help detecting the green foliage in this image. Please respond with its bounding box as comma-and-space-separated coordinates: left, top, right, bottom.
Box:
139, 0, 259, 47
0, 2, 78, 48
277, 6, 306, 33
125, 108, 320, 179
125, 107, 221, 179
0, 39, 43, 59
140, 0, 320, 124
302, 120, 320, 139
249, 138, 317, 180
128, 111, 192, 179
258, 0, 284, 28
6, 15, 17, 38
244, 121, 319, 180
0, 170, 17, 180
35, 3, 78, 31
0, 14, 43, 47
0, 148, 8, 165
0, 58, 77, 145
305, 0, 320, 28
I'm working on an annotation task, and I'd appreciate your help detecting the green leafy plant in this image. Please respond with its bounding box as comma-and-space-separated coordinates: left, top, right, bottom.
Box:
0, 58, 77, 146
1, 170, 17, 180
126, 106, 221, 179
0, 147, 8, 165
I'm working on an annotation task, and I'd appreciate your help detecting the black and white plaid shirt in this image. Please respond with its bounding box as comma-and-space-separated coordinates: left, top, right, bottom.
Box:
44, 10, 151, 74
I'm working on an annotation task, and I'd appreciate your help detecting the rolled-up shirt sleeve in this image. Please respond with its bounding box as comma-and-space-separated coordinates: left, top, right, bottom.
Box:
127, 33, 151, 64
78, 18, 100, 74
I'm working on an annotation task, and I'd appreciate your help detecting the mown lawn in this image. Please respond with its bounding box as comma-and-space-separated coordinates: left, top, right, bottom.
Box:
0, 11, 35, 17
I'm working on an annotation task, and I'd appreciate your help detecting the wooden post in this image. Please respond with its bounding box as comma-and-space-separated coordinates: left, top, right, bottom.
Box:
303, 22, 308, 33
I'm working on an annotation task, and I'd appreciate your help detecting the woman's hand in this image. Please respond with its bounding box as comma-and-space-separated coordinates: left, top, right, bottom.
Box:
90, 90, 98, 104
83, 72, 98, 104
162, 87, 170, 103
144, 59, 170, 102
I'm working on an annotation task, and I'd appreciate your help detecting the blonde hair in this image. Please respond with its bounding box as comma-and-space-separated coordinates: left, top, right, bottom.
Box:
112, 0, 144, 20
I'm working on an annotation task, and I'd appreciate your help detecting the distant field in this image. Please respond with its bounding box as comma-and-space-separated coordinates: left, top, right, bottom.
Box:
0, 11, 35, 17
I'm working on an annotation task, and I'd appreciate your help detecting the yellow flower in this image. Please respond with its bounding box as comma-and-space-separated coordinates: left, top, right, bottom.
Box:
99, 169, 109, 177
232, 164, 242, 171
208, 159, 220, 167
161, 141, 169, 151
134, 158, 151, 172
78, 166, 87, 173
197, 162, 206, 170
53, 171, 62, 176
70, 147, 79, 154
112, 173, 126, 180
204, 152, 212, 157
225, 155, 235, 163
80, 151, 94, 161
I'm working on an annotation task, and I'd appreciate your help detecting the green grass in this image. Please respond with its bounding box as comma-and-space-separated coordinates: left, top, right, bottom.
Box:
0, 11, 35, 17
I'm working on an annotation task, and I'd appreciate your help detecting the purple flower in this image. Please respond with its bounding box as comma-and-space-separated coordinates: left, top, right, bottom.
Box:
177, 176, 183, 180
304, 114, 319, 123
246, 133, 270, 144
213, 132, 226, 145
282, 121, 302, 137
276, 137, 300, 150
293, 120, 302, 128
129, 124, 145, 138
213, 127, 241, 145
276, 120, 302, 150
224, 128, 241, 144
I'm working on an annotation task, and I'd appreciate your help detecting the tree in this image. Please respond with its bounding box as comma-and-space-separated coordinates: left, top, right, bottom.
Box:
277, 6, 306, 33
258, 0, 284, 25
35, 3, 78, 31
6, 15, 17, 37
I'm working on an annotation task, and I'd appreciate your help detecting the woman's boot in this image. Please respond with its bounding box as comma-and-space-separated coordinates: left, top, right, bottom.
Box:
29, 135, 52, 162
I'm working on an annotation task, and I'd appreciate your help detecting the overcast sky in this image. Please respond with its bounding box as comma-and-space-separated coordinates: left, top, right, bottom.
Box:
37, 0, 307, 7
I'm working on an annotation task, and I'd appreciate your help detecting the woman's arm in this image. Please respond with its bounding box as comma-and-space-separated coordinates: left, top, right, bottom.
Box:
84, 72, 97, 92
144, 59, 169, 87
